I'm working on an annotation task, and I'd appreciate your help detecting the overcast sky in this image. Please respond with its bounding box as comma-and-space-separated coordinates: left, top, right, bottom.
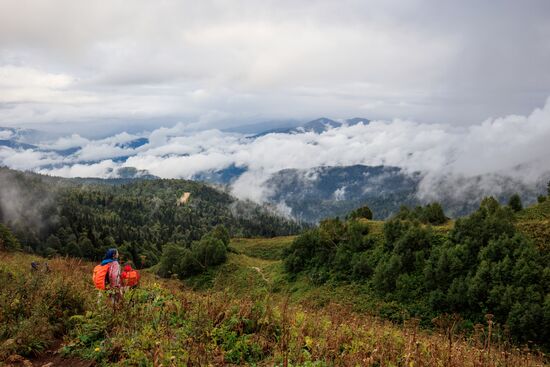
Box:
1, 0, 549, 134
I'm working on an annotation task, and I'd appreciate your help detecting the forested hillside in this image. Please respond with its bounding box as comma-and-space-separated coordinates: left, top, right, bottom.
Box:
283, 198, 550, 348
0, 167, 303, 267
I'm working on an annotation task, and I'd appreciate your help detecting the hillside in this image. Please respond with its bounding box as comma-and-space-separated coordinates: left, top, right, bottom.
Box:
1, 250, 547, 367
0, 167, 304, 266
516, 199, 550, 250
263, 165, 549, 222
1, 168, 550, 365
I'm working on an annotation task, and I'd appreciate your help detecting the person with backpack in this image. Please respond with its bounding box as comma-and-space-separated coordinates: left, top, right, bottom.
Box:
93, 248, 122, 305
121, 264, 140, 290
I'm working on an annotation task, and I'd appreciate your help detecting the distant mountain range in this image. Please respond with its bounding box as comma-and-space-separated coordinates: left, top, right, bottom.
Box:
251, 117, 370, 137
2, 122, 548, 222
265, 165, 420, 221
187, 163, 547, 222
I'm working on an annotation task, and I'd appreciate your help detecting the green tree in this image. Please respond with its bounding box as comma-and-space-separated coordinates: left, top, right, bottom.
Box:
210, 225, 230, 248
348, 205, 373, 220
508, 194, 523, 212
0, 224, 20, 250
158, 243, 187, 278
192, 236, 227, 269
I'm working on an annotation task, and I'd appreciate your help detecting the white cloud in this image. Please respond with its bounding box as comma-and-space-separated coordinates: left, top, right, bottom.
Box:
0, 130, 13, 139
0, 1, 549, 129
38, 160, 118, 178
1, 96, 549, 206
0, 148, 61, 170
40, 133, 89, 150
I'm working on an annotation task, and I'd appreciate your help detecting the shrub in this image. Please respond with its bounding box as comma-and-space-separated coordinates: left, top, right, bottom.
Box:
158, 227, 229, 279
508, 193, 523, 212
0, 223, 20, 251
348, 205, 373, 220
192, 236, 227, 269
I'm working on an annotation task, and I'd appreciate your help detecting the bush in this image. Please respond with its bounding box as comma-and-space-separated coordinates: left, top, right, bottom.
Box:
192, 236, 227, 269
348, 205, 373, 220
508, 193, 523, 212
393, 203, 447, 225
158, 227, 229, 279
0, 223, 20, 251
210, 225, 230, 248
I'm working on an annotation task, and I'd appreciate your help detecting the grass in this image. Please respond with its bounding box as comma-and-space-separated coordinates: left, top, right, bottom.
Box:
516, 200, 550, 250
1, 213, 549, 366
1, 250, 547, 366
230, 236, 296, 260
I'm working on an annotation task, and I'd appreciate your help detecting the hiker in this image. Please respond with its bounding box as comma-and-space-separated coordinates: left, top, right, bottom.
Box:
93, 248, 122, 305
121, 263, 140, 290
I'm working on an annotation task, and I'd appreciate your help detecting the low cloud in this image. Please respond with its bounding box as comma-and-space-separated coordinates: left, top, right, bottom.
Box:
1, 97, 550, 208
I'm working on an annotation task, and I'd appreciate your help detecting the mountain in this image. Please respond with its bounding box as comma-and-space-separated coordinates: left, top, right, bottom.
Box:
115, 137, 149, 149
192, 164, 247, 184
0, 139, 38, 150
261, 165, 548, 222
265, 165, 421, 222
223, 119, 301, 134
252, 117, 370, 137
0, 167, 304, 266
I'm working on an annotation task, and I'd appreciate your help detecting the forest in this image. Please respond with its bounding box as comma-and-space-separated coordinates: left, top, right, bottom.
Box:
283, 196, 550, 348
0, 167, 303, 267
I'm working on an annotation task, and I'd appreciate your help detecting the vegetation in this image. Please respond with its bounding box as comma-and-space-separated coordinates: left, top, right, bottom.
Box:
347, 204, 373, 220
1, 251, 547, 366
284, 198, 550, 348
0, 223, 19, 251
157, 226, 229, 279
0, 167, 304, 268
392, 202, 448, 225
2, 168, 550, 365
508, 193, 523, 212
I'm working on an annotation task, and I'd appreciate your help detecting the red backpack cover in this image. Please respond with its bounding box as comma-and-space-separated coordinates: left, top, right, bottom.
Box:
92, 263, 111, 290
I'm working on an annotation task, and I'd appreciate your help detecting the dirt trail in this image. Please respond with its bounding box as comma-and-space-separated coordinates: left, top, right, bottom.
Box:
250, 266, 269, 283
4, 343, 93, 367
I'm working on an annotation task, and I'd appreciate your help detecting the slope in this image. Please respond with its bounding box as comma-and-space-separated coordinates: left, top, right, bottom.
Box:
1, 250, 546, 367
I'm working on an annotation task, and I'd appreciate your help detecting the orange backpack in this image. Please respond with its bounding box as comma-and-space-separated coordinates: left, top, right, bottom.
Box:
123, 270, 139, 287
93, 263, 111, 290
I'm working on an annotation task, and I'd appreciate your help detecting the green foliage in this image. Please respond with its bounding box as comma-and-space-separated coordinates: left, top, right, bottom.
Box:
0, 223, 20, 250
284, 197, 550, 347
393, 203, 447, 225
508, 193, 523, 212
157, 227, 229, 279
192, 236, 227, 269
0, 167, 303, 266
0, 256, 88, 359
347, 205, 373, 220
538, 195, 547, 203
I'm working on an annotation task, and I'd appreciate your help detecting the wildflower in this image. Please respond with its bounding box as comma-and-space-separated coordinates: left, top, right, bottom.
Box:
94, 347, 100, 352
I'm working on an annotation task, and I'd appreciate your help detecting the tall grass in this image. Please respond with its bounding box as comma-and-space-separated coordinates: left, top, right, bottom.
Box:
0, 251, 547, 366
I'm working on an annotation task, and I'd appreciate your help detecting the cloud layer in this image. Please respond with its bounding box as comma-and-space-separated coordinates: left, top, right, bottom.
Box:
1, 97, 549, 206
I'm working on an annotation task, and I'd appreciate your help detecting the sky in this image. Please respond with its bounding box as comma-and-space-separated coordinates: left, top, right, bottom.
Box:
1, 0, 550, 134
1, 0, 550, 210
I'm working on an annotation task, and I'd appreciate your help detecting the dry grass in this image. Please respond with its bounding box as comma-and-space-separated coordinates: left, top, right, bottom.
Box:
1, 251, 547, 366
